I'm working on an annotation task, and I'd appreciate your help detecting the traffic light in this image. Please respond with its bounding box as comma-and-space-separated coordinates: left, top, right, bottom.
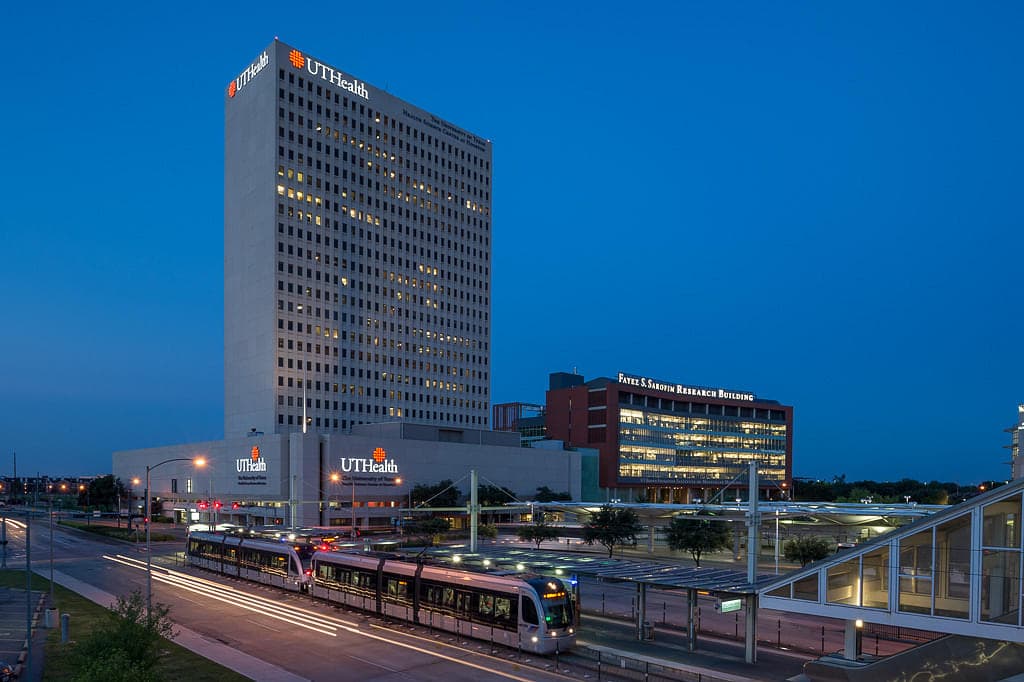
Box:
198, 501, 208, 511
231, 502, 240, 510
213, 500, 223, 511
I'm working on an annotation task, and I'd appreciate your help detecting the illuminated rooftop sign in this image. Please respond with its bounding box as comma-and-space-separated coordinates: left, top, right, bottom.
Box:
228, 50, 269, 98
616, 372, 756, 402
287, 49, 369, 101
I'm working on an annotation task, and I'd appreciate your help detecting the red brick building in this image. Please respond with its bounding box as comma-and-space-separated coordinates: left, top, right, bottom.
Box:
543, 372, 792, 502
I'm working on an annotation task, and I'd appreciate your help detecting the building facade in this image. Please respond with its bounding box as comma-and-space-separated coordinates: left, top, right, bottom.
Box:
1007, 404, 1024, 480
225, 40, 493, 440
110, 42, 597, 526
543, 371, 793, 502
113, 423, 590, 529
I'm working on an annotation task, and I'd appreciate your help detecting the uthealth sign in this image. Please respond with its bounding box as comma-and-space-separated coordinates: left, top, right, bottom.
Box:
341, 447, 397, 473
237, 445, 267, 473
288, 49, 369, 101
228, 50, 269, 98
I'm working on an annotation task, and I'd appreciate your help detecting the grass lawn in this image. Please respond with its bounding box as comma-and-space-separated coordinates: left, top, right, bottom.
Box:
57, 521, 176, 542
0, 571, 249, 681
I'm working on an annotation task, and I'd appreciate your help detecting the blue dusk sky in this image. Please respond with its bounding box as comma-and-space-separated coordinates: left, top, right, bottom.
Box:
2, 2, 1022, 484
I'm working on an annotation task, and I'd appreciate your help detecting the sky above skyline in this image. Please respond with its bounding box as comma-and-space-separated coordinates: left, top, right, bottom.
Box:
2, 2, 1022, 483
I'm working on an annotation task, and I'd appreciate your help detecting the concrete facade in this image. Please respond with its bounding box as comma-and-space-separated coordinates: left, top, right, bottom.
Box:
113, 423, 588, 528
225, 40, 493, 440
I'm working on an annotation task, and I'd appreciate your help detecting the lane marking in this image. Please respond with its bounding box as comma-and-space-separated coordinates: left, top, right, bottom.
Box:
103, 554, 558, 682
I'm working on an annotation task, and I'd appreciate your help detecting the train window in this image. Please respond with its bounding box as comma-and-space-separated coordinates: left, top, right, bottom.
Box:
478, 594, 494, 618
522, 597, 539, 625
422, 584, 443, 607
386, 578, 409, 602
442, 587, 455, 609
456, 591, 472, 615
494, 597, 512, 623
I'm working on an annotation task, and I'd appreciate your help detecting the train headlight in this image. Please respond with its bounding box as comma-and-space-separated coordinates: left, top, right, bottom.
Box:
531, 636, 538, 643
568, 628, 574, 634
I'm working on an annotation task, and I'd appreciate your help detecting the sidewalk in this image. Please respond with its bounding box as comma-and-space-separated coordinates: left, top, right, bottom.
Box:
41, 569, 309, 682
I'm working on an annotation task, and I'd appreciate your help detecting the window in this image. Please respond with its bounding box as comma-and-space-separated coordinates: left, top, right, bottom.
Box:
898, 529, 933, 614
521, 596, 538, 625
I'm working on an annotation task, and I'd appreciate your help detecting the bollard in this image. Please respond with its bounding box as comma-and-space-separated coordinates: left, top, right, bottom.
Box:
44, 608, 57, 629
60, 613, 70, 643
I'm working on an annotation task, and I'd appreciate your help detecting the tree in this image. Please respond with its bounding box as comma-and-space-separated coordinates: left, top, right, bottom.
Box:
582, 505, 642, 558
476, 484, 517, 506
517, 513, 561, 549
79, 475, 127, 510
783, 536, 833, 567
478, 523, 499, 540
411, 480, 460, 507
71, 589, 175, 680
406, 517, 451, 546
664, 517, 731, 567
534, 486, 571, 502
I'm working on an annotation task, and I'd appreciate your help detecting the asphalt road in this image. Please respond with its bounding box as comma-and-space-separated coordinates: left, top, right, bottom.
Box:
0, 519, 584, 681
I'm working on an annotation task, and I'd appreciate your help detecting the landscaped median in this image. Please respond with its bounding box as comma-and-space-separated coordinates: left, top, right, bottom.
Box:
0, 571, 248, 682
57, 520, 176, 543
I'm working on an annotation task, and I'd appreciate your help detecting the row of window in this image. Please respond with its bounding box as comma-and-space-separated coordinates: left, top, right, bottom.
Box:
313, 563, 521, 629
279, 69, 490, 169
619, 394, 787, 421
770, 494, 1024, 625
283, 412, 487, 429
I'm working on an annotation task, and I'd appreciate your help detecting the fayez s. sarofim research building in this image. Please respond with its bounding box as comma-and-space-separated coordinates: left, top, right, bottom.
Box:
114, 39, 588, 528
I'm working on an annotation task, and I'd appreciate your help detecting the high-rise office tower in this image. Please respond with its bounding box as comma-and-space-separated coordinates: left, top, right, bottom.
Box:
224, 40, 492, 439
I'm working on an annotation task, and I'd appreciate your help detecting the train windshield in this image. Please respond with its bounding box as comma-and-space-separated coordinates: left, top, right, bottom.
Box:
528, 579, 574, 628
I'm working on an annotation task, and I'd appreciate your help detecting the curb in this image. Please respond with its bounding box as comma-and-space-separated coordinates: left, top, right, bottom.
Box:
13, 591, 47, 678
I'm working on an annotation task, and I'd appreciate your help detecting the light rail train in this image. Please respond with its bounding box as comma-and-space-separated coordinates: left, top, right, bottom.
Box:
186, 531, 576, 654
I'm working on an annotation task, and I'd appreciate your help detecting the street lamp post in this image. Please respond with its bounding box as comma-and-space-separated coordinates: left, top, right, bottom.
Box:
146, 457, 205, 620
350, 474, 357, 540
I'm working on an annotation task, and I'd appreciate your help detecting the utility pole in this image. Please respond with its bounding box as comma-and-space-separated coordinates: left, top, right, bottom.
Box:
745, 461, 760, 665
469, 469, 479, 552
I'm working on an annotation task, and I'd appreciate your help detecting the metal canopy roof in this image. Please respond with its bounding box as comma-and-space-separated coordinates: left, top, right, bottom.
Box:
408, 545, 777, 595
525, 500, 945, 526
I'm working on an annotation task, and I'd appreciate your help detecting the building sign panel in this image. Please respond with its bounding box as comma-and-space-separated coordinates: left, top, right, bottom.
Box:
339, 448, 401, 487
616, 372, 756, 402
237, 445, 268, 485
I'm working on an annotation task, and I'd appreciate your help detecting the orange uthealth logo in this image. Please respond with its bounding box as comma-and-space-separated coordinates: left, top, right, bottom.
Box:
373, 448, 387, 463
289, 49, 305, 69
227, 81, 237, 98
251, 446, 261, 461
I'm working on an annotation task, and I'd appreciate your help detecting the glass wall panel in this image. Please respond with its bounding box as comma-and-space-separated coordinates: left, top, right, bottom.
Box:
934, 514, 971, 619
793, 574, 819, 602
981, 549, 1021, 625
766, 584, 790, 598
826, 558, 860, 605
983, 495, 1021, 548
861, 546, 889, 609
898, 529, 933, 614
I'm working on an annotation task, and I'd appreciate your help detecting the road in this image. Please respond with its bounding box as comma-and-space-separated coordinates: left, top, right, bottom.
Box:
2, 517, 578, 682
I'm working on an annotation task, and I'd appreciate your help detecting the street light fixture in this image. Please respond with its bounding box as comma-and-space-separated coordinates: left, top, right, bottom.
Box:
146, 456, 205, 620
